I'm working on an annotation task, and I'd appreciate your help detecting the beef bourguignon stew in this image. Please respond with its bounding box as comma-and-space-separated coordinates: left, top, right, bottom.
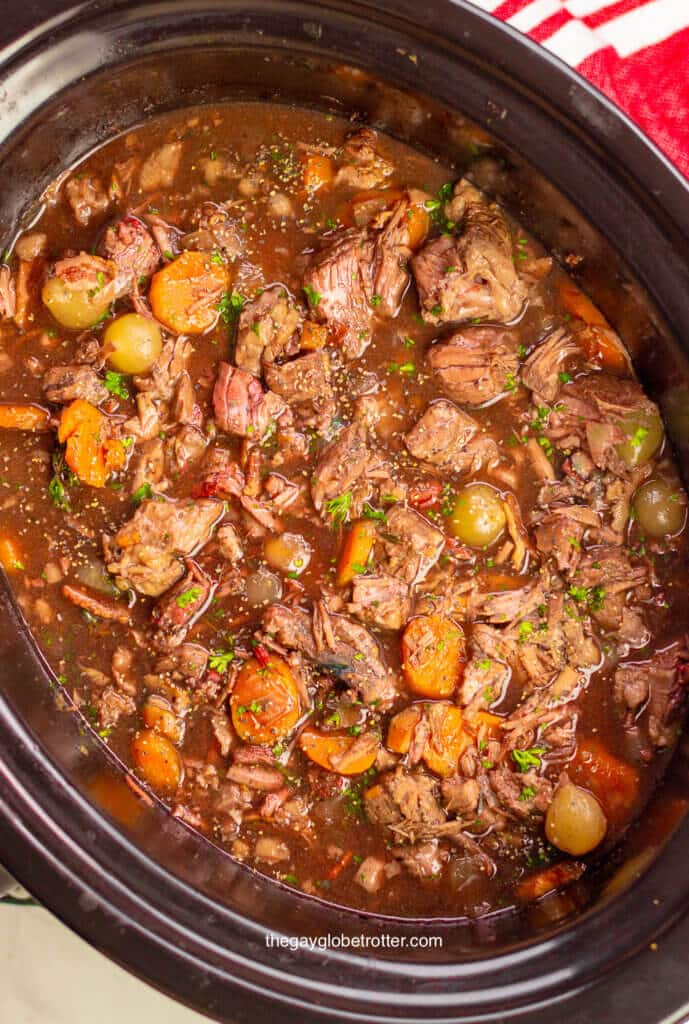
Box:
0, 102, 687, 918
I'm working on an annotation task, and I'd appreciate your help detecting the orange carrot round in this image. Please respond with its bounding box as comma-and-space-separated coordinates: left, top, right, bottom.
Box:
0, 403, 50, 431
149, 250, 230, 335
131, 729, 183, 794
401, 614, 466, 698
336, 519, 377, 586
298, 724, 378, 775
230, 654, 300, 744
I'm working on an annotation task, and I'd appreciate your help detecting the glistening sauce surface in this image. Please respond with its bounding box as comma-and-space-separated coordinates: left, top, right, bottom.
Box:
0, 101, 687, 918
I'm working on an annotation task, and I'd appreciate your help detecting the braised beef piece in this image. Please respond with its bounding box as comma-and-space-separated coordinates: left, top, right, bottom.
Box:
65, 175, 110, 226
427, 326, 520, 406
101, 214, 160, 285
615, 642, 689, 747
213, 362, 286, 439
348, 574, 411, 631
335, 127, 394, 190
411, 179, 526, 324
378, 505, 445, 585
151, 561, 214, 651
195, 446, 245, 499
42, 364, 108, 405
104, 497, 222, 597
264, 350, 336, 432
235, 287, 302, 376
262, 600, 398, 706
405, 399, 476, 466
521, 328, 579, 403
311, 420, 387, 518
303, 191, 422, 358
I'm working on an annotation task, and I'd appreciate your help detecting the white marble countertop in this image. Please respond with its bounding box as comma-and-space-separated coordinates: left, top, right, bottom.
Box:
1, 902, 210, 1023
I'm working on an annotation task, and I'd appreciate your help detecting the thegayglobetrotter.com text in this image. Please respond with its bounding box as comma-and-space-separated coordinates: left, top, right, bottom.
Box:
265, 932, 443, 951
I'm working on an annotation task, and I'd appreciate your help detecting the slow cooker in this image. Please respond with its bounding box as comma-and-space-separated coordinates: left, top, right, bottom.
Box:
2, 1, 689, 1020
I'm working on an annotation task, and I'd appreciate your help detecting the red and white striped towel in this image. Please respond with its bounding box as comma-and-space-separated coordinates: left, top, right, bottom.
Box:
472, 0, 689, 178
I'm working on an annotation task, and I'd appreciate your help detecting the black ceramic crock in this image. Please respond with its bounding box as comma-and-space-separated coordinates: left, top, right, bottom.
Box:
2, 1, 689, 1021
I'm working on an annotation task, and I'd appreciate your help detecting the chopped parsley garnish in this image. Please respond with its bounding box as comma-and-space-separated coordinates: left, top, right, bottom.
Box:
104, 370, 129, 400
369, 294, 382, 307
48, 474, 68, 509
217, 289, 245, 324
512, 746, 547, 773
132, 482, 153, 505
325, 491, 352, 526
303, 283, 321, 308
504, 372, 518, 393
176, 586, 202, 608
518, 621, 534, 642
210, 249, 225, 265
519, 785, 537, 802
208, 645, 235, 672
362, 502, 386, 523
558, 371, 572, 384
567, 583, 606, 612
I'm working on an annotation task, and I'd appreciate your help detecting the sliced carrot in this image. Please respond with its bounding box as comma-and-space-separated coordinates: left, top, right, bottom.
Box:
300, 320, 328, 351
559, 280, 628, 372
465, 709, 502, 739
387, 703, 469, 777
515, 860, 585, 904
577, 324, 629, 374
406, 203, 430, 250
570, 736, 640, 827
57, 399, 125, 487
301, 154, 335, 193
423, 704, 468, 777
401, 614, 466, 698
142, 695, 183, 743
560, 280, 608, 327
326, 849, 354, 881
230, 654, 300, 744
131, 729, 183, 794
149, 250, 230, 334
386, 705, 422, 754
336, 519, 377, 586
298, 724, 379, 775
0, 534, 24, 572
0, 403, 50, 431
343, 187, 404, 228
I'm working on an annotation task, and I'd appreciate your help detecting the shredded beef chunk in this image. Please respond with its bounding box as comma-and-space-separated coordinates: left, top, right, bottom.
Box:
335, 127, 394, 190
151, 562, 214, 650
349, 574, 411, 631
311, 421, 387, 517
427, 326, 520, 406
104, 497, 222, 596
303, 190, 423, 358
404, 399, 478, 468
412, 179, 526, 324
42, 364, 108, 406
522, 328, 579, 403
65, 176, 110, 226
101, 215, 160, 285
213, 363, 286, 439
379, 505, 445, 585
262, 601, 398, 706
235, 287, 302, 376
